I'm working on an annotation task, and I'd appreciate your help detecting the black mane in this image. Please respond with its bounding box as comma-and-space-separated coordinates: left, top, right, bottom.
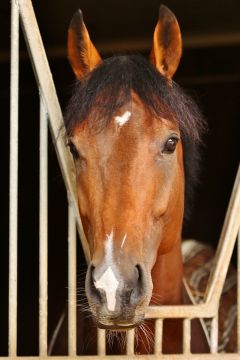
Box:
64, 55, 206, 220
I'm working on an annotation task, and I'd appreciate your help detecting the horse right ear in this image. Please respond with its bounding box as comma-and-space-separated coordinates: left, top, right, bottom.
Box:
68, 9, 102, 80
150, 5, 182, 79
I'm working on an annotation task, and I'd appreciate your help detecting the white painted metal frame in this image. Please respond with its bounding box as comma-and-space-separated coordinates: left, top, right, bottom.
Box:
6, 0, 240, 358
39, 96, 48, 356
9, 0, 19, 356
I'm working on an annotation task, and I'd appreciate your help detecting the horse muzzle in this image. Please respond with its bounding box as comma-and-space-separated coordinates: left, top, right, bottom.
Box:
85, 262, 152, 328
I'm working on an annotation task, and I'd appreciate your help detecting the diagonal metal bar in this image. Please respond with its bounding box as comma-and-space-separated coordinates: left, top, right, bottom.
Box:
204, 165, 240, 304
18, 0, 90, 263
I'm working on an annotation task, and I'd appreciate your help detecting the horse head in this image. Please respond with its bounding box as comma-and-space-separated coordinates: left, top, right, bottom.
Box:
65, 5, 203, 330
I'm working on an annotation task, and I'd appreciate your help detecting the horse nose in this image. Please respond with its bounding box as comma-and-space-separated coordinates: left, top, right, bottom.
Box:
87, 263, 145, 311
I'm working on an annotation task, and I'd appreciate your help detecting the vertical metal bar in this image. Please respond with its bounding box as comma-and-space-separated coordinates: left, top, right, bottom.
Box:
238, 229, 240, 353
154, 318, 163, 355
183, 318, 191, 354
39, 96, 48, 355
68, 202, 77, 355
210, 314, 218, 353
9, 0, 19, 355
126, 329, 135, 355
97, 328, 106, 355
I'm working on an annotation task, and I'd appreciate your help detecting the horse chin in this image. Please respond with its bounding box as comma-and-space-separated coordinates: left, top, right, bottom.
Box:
97, 322, 141, 331
95, 315, 145, 331
89, 302, 148, 331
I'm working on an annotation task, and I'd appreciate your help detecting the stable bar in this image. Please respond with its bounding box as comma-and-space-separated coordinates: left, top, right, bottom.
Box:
8, 0, 19, 355
154, 318, 163, 355
1, 354, 240, 359
126, 329, 135, 355
39, 96, 48, 355
68, 203, 77, 355
205, 165, 240, 304
210, 315, 218, 354
97, 328, 106, 356
238, 229, 240, 352
183, 319, 191, 354
18, 0, 90, 263
145, 302, 216, 319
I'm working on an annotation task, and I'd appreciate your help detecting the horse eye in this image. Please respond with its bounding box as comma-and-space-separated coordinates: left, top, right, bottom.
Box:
162, 137, 179, 154
67, 141, 79, 160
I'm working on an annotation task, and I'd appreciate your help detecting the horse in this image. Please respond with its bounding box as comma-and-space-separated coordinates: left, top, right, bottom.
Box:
50, 5, 210, 354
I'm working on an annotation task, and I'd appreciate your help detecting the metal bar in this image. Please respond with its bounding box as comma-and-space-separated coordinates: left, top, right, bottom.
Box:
205, 165, 240, 304
8, 0, 19, 355
145, 302, 216, 319
97, 328, 106, 356
238, 229, 240, 353
1, 354, 240, 359
18, 0, 90, 263
39, 96, 48, 355
126, 329, 135, 355
68, 204, 77, 356
210, 315, 218, 354
183, 319, 191, 354
154, 318, 163, 355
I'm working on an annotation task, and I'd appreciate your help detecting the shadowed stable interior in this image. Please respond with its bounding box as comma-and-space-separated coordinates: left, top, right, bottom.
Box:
0, 0, 239, 355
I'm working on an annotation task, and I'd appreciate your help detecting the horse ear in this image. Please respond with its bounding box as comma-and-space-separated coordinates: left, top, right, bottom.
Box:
150, 5, 182, 79
68, 9, 102, 79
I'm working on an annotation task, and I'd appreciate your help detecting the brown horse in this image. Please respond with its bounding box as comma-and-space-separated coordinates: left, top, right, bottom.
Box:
51, 5, 209, 354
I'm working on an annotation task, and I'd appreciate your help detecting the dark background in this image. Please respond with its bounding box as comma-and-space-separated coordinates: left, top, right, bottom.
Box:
0, 0, 239, 355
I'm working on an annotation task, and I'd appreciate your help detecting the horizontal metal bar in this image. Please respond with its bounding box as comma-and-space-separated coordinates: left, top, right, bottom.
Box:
0, 354, 240, 359
145, 301, 217, 319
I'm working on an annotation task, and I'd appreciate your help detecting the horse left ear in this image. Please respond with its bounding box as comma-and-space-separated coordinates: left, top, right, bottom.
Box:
68, 9, 102, 79
150, 5, 182, 79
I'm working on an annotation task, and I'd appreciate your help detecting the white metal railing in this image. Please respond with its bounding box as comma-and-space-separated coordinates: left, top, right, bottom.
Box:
39, 95, 48, 356
6, 0, 240, 358
9, 0, 19, 355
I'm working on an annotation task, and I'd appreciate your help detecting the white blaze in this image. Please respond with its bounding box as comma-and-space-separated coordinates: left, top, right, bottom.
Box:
105, 230, 114, 263
94, 266, 119, 311
115, 110, 131, 127
94, 230, 119, 311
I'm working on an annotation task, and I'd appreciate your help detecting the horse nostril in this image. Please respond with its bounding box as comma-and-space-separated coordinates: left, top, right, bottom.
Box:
135, 264, 143, 285
129, 264, 145, 305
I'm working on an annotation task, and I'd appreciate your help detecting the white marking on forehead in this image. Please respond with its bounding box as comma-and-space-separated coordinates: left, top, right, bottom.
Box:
120, 234, 127, 249
115, 110, 131, 127
94, 266, 119, 311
